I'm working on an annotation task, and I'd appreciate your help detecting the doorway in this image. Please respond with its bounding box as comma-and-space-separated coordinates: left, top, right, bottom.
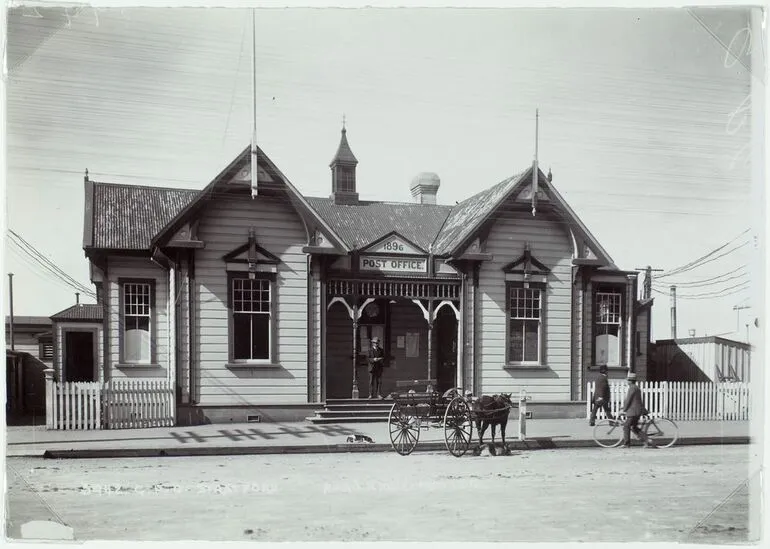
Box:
64, 331, 96, 382
434, 305, 458, 394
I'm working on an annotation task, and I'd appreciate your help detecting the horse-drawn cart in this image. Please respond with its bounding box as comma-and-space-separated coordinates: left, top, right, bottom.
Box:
388, 380, 473, 456
387, 379, 514, 457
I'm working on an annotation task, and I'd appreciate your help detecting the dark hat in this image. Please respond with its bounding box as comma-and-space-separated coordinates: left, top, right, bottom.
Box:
599, 365, 608, 373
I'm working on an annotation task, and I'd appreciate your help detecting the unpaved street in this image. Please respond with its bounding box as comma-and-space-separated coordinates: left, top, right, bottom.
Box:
6, 445, 753, 543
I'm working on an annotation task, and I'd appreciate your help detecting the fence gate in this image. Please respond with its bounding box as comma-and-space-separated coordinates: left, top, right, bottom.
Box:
103, 379, 175, 429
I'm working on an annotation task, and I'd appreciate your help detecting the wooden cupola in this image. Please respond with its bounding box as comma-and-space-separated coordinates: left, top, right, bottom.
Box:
330, 121, 359, 205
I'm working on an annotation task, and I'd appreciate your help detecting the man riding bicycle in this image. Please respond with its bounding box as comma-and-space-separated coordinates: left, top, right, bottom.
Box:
619, 372, 655, 449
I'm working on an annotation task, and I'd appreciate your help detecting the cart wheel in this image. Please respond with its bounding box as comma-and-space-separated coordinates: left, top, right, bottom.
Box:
443, 396, 473, 457
389, 402, 420, 456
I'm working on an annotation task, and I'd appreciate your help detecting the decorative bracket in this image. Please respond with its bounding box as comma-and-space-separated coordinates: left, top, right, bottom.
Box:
327, 296, 354, 319
411, 299, 434, 326
434, 300, 460, 321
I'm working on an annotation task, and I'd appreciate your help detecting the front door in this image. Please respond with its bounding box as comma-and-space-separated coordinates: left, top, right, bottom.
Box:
65, 331, 96, 382
434, 306, 458, 394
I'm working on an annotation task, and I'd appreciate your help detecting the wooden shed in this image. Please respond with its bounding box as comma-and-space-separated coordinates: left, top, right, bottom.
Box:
50, 303, 104, 383
651, 336, 751, 383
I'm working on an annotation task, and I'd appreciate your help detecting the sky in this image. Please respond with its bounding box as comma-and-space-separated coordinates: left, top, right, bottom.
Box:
1, 3, 764, 343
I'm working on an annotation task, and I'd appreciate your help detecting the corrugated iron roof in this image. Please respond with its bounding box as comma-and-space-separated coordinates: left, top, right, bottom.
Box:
305, 197, 453, 252
51, 304, 104, 322
4, 316, 51, 326
84, 162, 613, 268
431, 170, 527, 255
91, 182, 198, 250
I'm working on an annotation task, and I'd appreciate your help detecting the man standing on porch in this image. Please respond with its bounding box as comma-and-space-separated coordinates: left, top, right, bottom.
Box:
368, 337, 385, 399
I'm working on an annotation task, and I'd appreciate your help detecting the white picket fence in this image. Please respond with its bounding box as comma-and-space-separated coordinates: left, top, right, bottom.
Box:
45, 374, 175, 430
49, 382, 102, 430
103, 380, 175, 429
586, 381, 750, 421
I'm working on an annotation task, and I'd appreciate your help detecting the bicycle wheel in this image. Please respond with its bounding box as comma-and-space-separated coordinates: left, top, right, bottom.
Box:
592, 419, 624, 448
644, 417, 678, 448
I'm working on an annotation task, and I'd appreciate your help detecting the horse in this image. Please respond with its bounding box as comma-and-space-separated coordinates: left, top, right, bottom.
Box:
472, 393, 513, 455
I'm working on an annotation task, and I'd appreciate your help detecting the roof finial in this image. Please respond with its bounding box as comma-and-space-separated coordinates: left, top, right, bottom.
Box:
531, 109, 539, 217
84, 168, 89, 181
342, 113, 346, 132
547, 167, 552, 182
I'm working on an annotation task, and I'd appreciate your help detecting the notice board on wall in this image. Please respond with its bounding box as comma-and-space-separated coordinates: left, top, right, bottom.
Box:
405, 332, 420, 358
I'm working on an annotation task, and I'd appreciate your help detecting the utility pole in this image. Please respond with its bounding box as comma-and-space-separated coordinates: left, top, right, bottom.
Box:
670, 285, 677, 339
8, 273, 15, 350
635, 266, 664, 300
733, 304, 750, 332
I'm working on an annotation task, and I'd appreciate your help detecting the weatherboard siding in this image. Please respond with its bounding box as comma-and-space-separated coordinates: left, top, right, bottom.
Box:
636, 307, 649, 381
582, 280, 594, 395
7, 333, 46, 363
310, 260, 322, 402
570, 267, 582, 400
178, 259, 191, 402
476, 210, 574, 400
193, 195, 309, 405
106, 256, 170, 380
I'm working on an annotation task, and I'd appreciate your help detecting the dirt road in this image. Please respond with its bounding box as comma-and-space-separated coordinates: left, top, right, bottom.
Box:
5, 445, 754, 543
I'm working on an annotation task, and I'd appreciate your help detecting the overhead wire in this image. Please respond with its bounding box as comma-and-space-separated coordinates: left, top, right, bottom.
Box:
652, 265, 748, 288
655, 229, 751, 278
652, 282, 750, 300
8, 230, 95, 294
7, 230, 96, 297
6, 243, 94, 298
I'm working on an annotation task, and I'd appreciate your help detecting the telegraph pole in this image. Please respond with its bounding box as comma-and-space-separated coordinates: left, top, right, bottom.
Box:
670, 285, 677, 339
8, 273, 15, 350
733, 304, 750, 332
635, 266, 664, 300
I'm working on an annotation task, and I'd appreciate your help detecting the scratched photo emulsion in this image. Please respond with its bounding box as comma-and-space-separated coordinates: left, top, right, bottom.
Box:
3, 4, 765, 545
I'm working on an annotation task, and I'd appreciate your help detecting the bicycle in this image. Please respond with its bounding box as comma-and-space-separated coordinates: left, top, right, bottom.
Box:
592, 413, 679, 449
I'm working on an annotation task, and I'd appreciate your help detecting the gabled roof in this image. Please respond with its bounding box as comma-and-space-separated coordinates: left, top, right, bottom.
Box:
305, 197, 453, 252
150, 145, 349, 253
432, 166, 616, 268
80, 143, 617, 269
432, 172, 525, 255
51, 304, 104, 322
85, 181, 198, 251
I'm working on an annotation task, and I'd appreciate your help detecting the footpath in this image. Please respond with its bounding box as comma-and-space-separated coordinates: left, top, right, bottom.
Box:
5, 418, 751, 458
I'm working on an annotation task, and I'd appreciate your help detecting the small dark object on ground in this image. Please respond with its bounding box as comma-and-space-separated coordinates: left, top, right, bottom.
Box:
346, 434, 374, 444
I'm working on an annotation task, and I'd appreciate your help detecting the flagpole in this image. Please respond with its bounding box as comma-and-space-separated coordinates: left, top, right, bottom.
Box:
250, 8, 258, 199
532, 109, 539, 216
